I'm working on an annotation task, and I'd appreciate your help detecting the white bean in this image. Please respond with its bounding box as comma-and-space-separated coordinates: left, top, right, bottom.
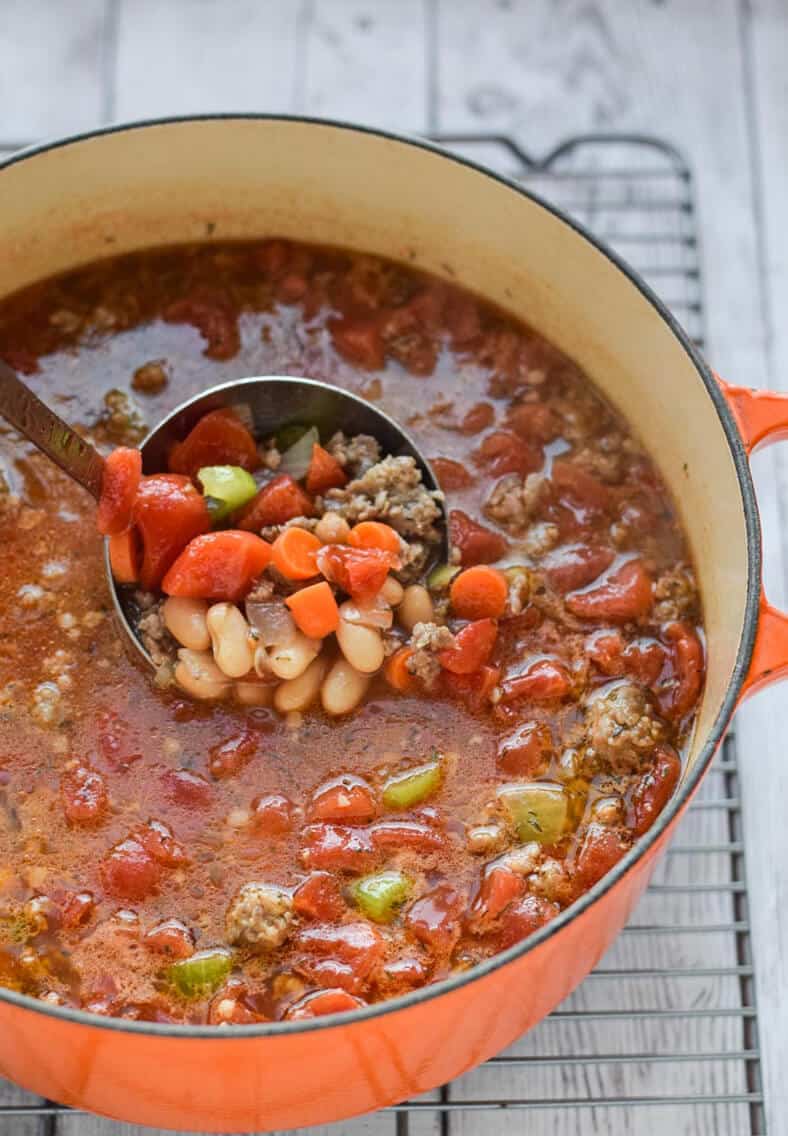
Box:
397, 585, 434, 632
336, 617, 384, 673
268, 631, 321, 680
274, 656, 327, 714
174, 649, 230, 700
314, 513, 351, 544
321, 658, 370, 716
163, 597, 210, 651
380, 576, 404, 606
234, 677, 274, 707
206, 604, 255, 678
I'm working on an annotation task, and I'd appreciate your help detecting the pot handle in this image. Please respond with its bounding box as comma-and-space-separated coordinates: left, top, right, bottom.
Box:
718, 376, 788, 697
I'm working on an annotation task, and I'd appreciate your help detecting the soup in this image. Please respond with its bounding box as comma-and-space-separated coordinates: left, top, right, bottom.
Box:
0, 239, 704, 1023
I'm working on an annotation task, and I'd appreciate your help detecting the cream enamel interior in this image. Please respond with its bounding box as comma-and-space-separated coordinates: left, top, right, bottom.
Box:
0, 118, 749, 777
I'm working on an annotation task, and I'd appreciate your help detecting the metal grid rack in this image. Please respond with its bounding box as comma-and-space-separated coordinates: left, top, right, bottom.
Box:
0, 133, 766, 1135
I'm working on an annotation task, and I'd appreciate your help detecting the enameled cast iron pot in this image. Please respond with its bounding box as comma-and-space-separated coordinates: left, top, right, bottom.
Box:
1, 116, 786, 1132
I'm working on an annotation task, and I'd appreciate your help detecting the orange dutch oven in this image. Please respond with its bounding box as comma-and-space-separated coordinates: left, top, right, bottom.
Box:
0, 116, 785, 1132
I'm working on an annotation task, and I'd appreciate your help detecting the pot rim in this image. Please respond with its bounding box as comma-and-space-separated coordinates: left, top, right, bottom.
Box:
0, 112, 762, 1040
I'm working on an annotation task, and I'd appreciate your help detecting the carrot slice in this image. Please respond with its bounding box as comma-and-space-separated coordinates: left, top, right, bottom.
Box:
450, 565, 508, 620
348, 521, 401, 555
109, 529, 141, 584
286, 581, 339, 638
384, 646, 415, 692
271, 526, 322, 580
97, 447, 142, 536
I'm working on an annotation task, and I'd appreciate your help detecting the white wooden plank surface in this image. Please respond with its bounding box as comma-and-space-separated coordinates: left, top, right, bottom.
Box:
299, 0, 430, 130
113, 0, 302, 120
0, 1, 785, 1133
734, 0, 788, 1131
0, 0, 109, 140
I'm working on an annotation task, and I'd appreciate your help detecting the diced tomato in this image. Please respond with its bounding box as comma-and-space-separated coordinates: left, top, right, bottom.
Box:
316, 544, 395, 601
586, 629, 626, 674
507, 403, 559, 444
238, 475, 315, 531
209, 728, 259, 780
300, 823, 376, 872
60, 764, 108, 825
551, 459, 610, 511
99, 837, 160, 901
575, 822, 630, 889
168, 409, 259, 478
251, 792, 295, 835
377, 956, 430, 995
309, 775, 378, 824
144, 918, 194, 959
381, 307, 438, 376
329, 315, 385, 370
132, 474, 211, 590
543, 543, 615, 594
472, 865, 526, 924
97, 447, 142, 536
295, 957, 363, 995
659, 621, 704, 720
624, 639, 668, 687
587, 630, 666, 687
163, 295, 240, 361
459, 402, 495, 435
305, 443, 348, 495
369, 820, 445, 854
439, 618, 498, 675
208, 988, 263, 1025
295, 922, 385, 980
405, 885, 465, 954
57, 890, 95, 930
497, 721, 554, 775
475, 430, 543, 478
162, 530, 271, 603
566, 559, 653, 623
430, 457, 474, 491
138, 820, 188, 866
285, 988, 365, 1020
498, 894, 559, 949
441, 664, 500, 710
293, 872, 346, 921
162, 769, 213, 808
445, 293, 481, 345
499, 658, 571, 703
449, 510, 508, 566
95, 711, 142, 771
631, 746, 682, 836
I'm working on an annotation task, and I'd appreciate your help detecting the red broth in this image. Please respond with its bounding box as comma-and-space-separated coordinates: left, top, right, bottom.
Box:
0, 240, 703, 1023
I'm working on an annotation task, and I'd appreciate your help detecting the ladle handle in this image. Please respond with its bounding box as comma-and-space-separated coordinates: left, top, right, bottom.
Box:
0, 359, 105, 500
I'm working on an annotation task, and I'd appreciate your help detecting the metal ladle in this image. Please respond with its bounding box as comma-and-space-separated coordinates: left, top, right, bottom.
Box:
0, 361, 446, 670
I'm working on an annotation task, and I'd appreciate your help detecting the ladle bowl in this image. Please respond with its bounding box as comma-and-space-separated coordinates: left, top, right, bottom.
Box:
0, 360, 446, 671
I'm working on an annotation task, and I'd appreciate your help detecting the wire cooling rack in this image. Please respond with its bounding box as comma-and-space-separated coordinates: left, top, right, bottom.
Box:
0, 133, 765, 1136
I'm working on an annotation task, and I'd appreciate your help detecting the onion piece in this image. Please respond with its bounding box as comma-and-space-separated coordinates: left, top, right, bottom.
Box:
339, 597, 393, 631
279, 426, 319, 480
246, 601, 298, 647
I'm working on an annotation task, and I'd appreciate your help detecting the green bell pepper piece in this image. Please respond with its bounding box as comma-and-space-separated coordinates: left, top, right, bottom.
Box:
351, 870, 412, 923
497, 782, 569, 844
166, 948, 233, 999
427, 563, 460, 590
383, 755, 443, 810
197, 465, 258, 522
